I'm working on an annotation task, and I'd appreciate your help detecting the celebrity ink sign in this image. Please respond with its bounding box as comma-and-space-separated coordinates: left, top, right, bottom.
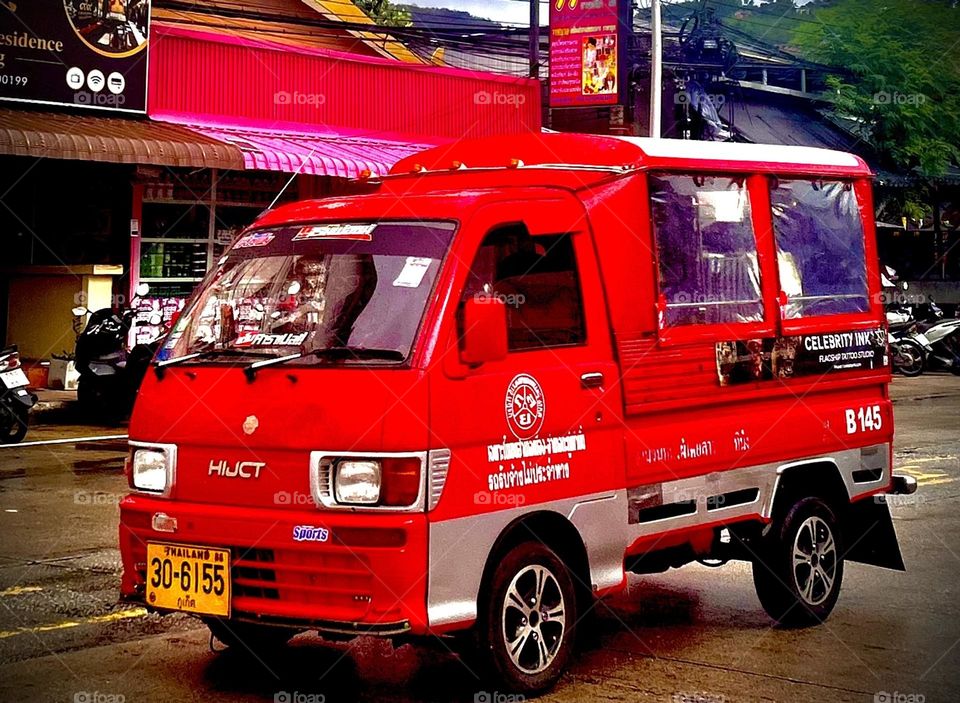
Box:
0, 0, 150, 113
716, 328, 887, 386
549, 0, 628, 108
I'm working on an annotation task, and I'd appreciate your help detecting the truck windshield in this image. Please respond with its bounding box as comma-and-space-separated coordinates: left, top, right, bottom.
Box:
157, 221, 456, 365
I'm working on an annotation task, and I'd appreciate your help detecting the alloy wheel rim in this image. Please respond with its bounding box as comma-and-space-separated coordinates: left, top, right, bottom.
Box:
501, 563, 566, 674
792, 515, 838, 606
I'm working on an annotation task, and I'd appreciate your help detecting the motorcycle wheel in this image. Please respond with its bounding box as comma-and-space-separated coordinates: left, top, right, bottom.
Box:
893, 339, 925, 377
0, 405, 28, 444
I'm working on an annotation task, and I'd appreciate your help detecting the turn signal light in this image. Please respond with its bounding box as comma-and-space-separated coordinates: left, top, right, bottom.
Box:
381, 456, 422, 507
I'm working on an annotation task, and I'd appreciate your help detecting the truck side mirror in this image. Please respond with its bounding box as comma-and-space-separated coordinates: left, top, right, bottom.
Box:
460, 297, 508, 367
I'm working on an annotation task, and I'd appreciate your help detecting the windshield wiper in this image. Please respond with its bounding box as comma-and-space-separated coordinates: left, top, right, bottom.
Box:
243, 346, 406, 381
154, 348, 277, 378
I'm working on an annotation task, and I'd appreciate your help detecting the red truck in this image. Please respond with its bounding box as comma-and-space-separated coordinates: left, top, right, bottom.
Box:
120, 133, 914, 694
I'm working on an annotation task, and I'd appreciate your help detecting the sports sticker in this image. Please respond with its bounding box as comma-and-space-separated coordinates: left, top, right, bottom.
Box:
504, 373, 545, 440
292, 224, 376, 241
233, 232, 275, 249
392, 257, 433, 288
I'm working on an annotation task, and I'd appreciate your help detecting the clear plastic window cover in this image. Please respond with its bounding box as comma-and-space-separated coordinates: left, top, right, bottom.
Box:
771, 180, 869, 319
157, 221, 456, 363
650, 174, 764, 326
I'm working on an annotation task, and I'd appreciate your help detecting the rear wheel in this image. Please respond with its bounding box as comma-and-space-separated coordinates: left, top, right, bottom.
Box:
752, 497, 844, 626
479, 542, 577, 695
0, 404, 28, 444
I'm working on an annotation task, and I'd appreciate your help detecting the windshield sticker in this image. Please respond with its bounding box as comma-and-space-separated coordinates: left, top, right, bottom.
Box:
392, 257, 433, 288
292, 224, 376, 241
235, 331, 308, 347
233, 232, 275, 249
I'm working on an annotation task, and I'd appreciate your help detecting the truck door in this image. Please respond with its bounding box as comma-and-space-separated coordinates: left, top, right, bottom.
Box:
430, 199, 625, 520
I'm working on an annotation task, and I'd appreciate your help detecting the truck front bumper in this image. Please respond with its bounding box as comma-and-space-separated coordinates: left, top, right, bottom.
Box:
119, 494, 429, 635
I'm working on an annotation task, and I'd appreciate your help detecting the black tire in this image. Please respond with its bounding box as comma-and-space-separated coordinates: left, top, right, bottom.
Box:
0, 404, 28, 444
204, 618, 297, 655
478, 542, 577, 695
892, 339, 925, 377
752, 497, 844, 626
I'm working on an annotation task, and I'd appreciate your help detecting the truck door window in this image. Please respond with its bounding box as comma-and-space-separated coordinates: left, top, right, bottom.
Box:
461, 227, 586, 351
649, 174, 764, 326
770, 179, 870, 318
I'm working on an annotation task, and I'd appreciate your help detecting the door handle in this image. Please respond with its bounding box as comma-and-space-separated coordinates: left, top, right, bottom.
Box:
580, 372, 604, 389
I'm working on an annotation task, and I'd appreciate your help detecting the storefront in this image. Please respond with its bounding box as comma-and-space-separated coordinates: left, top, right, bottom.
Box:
0, 16, 541, 360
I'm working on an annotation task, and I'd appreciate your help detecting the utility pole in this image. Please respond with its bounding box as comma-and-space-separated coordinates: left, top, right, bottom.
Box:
530, 0, 540, 80
649, 0, 663, 138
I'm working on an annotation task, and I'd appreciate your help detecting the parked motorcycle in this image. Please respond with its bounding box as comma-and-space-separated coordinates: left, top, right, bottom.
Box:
886, 301, 960, 376
0, 345, 38, 444
911, 317, 960, 375
73, 284, 166, 419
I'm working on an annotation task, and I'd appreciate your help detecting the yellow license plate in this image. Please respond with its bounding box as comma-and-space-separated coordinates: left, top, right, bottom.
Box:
146, 542, 231, 617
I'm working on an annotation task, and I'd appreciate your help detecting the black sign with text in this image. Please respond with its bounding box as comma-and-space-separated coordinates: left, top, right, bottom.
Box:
0, 0, 150, 113
717, 328, 888, 386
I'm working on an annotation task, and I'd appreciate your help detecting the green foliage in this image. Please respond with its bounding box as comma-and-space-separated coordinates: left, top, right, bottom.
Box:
791, 0, 960, 178
355, 0, 410, 27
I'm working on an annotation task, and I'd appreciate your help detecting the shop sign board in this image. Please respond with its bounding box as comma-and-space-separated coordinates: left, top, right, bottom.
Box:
0, 0, 150, 113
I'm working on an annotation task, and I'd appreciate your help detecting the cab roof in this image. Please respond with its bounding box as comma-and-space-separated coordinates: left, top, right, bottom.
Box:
389, 132, 871, 178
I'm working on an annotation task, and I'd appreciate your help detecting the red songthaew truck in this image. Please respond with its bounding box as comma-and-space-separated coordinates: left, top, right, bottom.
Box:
120, 134, 914, 694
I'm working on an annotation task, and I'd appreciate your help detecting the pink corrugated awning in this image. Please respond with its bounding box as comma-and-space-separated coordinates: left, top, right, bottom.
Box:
169, 121, 437, 178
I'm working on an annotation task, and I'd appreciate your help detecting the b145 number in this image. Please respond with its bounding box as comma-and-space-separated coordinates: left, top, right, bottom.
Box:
845, 405, 883, 434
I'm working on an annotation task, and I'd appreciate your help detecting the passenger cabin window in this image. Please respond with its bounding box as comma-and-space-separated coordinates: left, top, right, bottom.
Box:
649, 174, 764, 326
461, 227, 586, 351
770, 179, 870, 318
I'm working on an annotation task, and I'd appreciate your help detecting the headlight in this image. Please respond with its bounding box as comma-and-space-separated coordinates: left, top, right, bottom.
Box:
334, 460, 381, 504
312, 454, 425, 509
131, 447, 172, 494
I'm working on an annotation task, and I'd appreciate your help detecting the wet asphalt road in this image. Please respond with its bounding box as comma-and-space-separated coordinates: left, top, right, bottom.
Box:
0, 376, 958, 703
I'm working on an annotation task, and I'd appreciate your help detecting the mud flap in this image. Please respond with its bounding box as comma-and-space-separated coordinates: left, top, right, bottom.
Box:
843, 497, 905, 571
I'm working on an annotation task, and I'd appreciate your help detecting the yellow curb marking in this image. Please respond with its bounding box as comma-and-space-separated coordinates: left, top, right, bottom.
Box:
897, 466, 954, 486
0, 586, 43, 597
0, 607, 147, 640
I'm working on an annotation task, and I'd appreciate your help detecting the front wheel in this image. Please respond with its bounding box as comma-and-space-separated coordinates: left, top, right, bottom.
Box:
479, 542, 577, 695
752, 497, 844, 626
892, 339, 925, 376
204, 618, 297, 656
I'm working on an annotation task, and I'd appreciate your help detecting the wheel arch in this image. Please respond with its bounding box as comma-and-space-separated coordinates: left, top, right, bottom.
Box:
770, 458, 851, 520
478, 510, 593, 612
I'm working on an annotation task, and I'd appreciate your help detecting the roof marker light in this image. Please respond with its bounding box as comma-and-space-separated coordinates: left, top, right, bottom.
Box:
410, 163, 425, 173
450, 160, 466, 170
508, 158, 524, 169
358, 168, 373, 181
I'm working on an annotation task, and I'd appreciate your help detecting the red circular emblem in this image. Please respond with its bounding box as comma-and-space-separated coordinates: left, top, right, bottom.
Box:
504, 373, 545, 439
